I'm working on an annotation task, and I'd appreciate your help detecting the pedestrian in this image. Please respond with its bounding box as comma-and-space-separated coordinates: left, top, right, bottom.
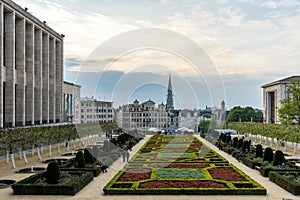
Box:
121, 150, 126, 162
125, 150, 130, 162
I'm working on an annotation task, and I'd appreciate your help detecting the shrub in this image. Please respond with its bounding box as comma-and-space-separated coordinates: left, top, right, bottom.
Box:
242, 140, 249, 152
76, 151, 85, 168
255, 144, 263, 158
237, 138, 243, 149
225, 134, 231, 144
233, 137, 238, 148
84, 148, 95, 164
263, 147, 273, 163
273, 150, 285, 166
46, 161, 60, 184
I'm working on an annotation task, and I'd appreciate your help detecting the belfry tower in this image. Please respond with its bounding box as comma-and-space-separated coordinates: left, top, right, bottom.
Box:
166, 75, 174, 111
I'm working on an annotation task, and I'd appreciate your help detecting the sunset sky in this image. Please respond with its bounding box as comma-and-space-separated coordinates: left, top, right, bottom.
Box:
13, 0, 300, 109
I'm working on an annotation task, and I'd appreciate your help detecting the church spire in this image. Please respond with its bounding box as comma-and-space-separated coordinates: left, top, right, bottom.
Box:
166, 75, 174, 111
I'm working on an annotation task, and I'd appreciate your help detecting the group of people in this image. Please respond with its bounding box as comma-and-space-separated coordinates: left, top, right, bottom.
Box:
121, 150, 130, 162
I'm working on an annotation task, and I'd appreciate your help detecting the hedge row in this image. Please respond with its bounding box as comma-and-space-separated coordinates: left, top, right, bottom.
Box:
12, 170, 94, 195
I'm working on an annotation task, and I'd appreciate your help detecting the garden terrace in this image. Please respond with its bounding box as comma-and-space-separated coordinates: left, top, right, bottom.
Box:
104, 135, 266, 195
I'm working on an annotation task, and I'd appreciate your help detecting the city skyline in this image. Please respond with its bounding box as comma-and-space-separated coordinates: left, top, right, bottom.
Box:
13, 0, 300, 109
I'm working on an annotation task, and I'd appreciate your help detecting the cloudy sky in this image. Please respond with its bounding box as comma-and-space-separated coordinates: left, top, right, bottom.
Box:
14, 0, 300, 110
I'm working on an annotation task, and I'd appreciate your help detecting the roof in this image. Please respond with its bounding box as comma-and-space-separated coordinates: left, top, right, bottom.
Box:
261, 75, 300, 88
63, 81, 81, 87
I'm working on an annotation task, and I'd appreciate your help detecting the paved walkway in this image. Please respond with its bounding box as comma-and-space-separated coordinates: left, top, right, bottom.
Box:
0, 135, 299, 200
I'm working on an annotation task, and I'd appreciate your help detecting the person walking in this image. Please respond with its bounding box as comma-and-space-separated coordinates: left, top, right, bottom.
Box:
121, 150, 126, 162
125, 150, 130, 162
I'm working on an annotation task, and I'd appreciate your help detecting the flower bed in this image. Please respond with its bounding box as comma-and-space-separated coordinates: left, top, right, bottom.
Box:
208, 168, 246, 182
139, 180, 226, 188
104, 135, 266, 195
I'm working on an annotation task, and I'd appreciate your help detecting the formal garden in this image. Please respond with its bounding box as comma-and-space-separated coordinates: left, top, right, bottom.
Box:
208, 123, 300, 195
103, 135, 266, 195
0, 122, 144, 195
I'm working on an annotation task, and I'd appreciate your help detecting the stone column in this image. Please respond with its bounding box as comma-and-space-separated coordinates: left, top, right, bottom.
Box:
25, 22, 34, 125
55, 40, 62, 122
49, 37, 55, 123
34, 27, 42, 124
0, 4, 3, 128
4, 10, 15, 127
42, 32, 49, 123
15, 17, 25, 126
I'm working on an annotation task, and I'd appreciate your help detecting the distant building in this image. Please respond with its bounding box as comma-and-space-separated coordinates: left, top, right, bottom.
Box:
178, 109, 198, 131
261, 75, 300, 124
166, 75, 174, 112
115, 99, 169, 133
0, 0, 64, 127
212, 100, 227, 126
63, 81, 81, 124
80, 97, 114, 123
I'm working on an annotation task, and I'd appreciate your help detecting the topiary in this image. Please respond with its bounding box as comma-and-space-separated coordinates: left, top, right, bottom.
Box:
46, 161, 60, 184
225, 134, 231, 144
255, 144, 263, 158
84, 148, 95, 164
263, 147, 274, 163
232, 137, 238, 148
273, 150, 285, 166
242, 140, 249, 152
237, 138, 243, 149
76, 151, 85, 168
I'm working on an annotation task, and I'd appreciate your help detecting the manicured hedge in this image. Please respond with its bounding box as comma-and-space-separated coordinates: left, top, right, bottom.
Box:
242, 157, 261, 169
12, 170, 93, 195
269, 171, 300, 195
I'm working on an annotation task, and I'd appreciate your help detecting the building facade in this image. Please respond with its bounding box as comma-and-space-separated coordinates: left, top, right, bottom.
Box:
178, 109, 198, 131
261, 76, 300, 124
63, 81, 81, 124
0, 0, 64, 127
80, 97, 114, 123
115, 99, 169, 133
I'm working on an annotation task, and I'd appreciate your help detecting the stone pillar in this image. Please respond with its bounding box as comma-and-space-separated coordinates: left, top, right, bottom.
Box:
4, 10, 15, 127
49, 37, 55, 123
15, 17, 25, 126
34, 27, 42, 124
25, 22, 34, 125
42, 32, 49, 123
0, 4, 3, 128
55, 40, 62, 122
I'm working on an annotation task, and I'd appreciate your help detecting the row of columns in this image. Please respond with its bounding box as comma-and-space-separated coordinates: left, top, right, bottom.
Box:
0, 3, 64, 127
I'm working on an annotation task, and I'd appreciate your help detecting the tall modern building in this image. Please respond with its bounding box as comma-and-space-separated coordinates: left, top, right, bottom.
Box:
166, 75, 174, 111
0, 0, 64, 127
261, 75, 300, 124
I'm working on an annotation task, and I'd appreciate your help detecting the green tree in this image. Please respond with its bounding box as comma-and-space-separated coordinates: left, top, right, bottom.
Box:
198, 120, 210, 133
225, 106, 263, 124
278, 78, 300, 124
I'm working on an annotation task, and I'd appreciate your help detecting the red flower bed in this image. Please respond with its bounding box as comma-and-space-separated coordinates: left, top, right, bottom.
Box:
139, 180, 226, 188
208, 168, 246, 182
149, 163, 209, 168
189, 144, 202, 148
145, 144, 161, 148
117, 168, 152, 182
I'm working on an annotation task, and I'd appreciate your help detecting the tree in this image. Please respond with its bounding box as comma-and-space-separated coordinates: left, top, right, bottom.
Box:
278, 78, 300, 124
225, 106, 263, 124
198, 120, 210, 133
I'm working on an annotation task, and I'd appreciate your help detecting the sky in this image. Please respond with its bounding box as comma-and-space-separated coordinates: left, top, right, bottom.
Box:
13, 0, 300, 110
